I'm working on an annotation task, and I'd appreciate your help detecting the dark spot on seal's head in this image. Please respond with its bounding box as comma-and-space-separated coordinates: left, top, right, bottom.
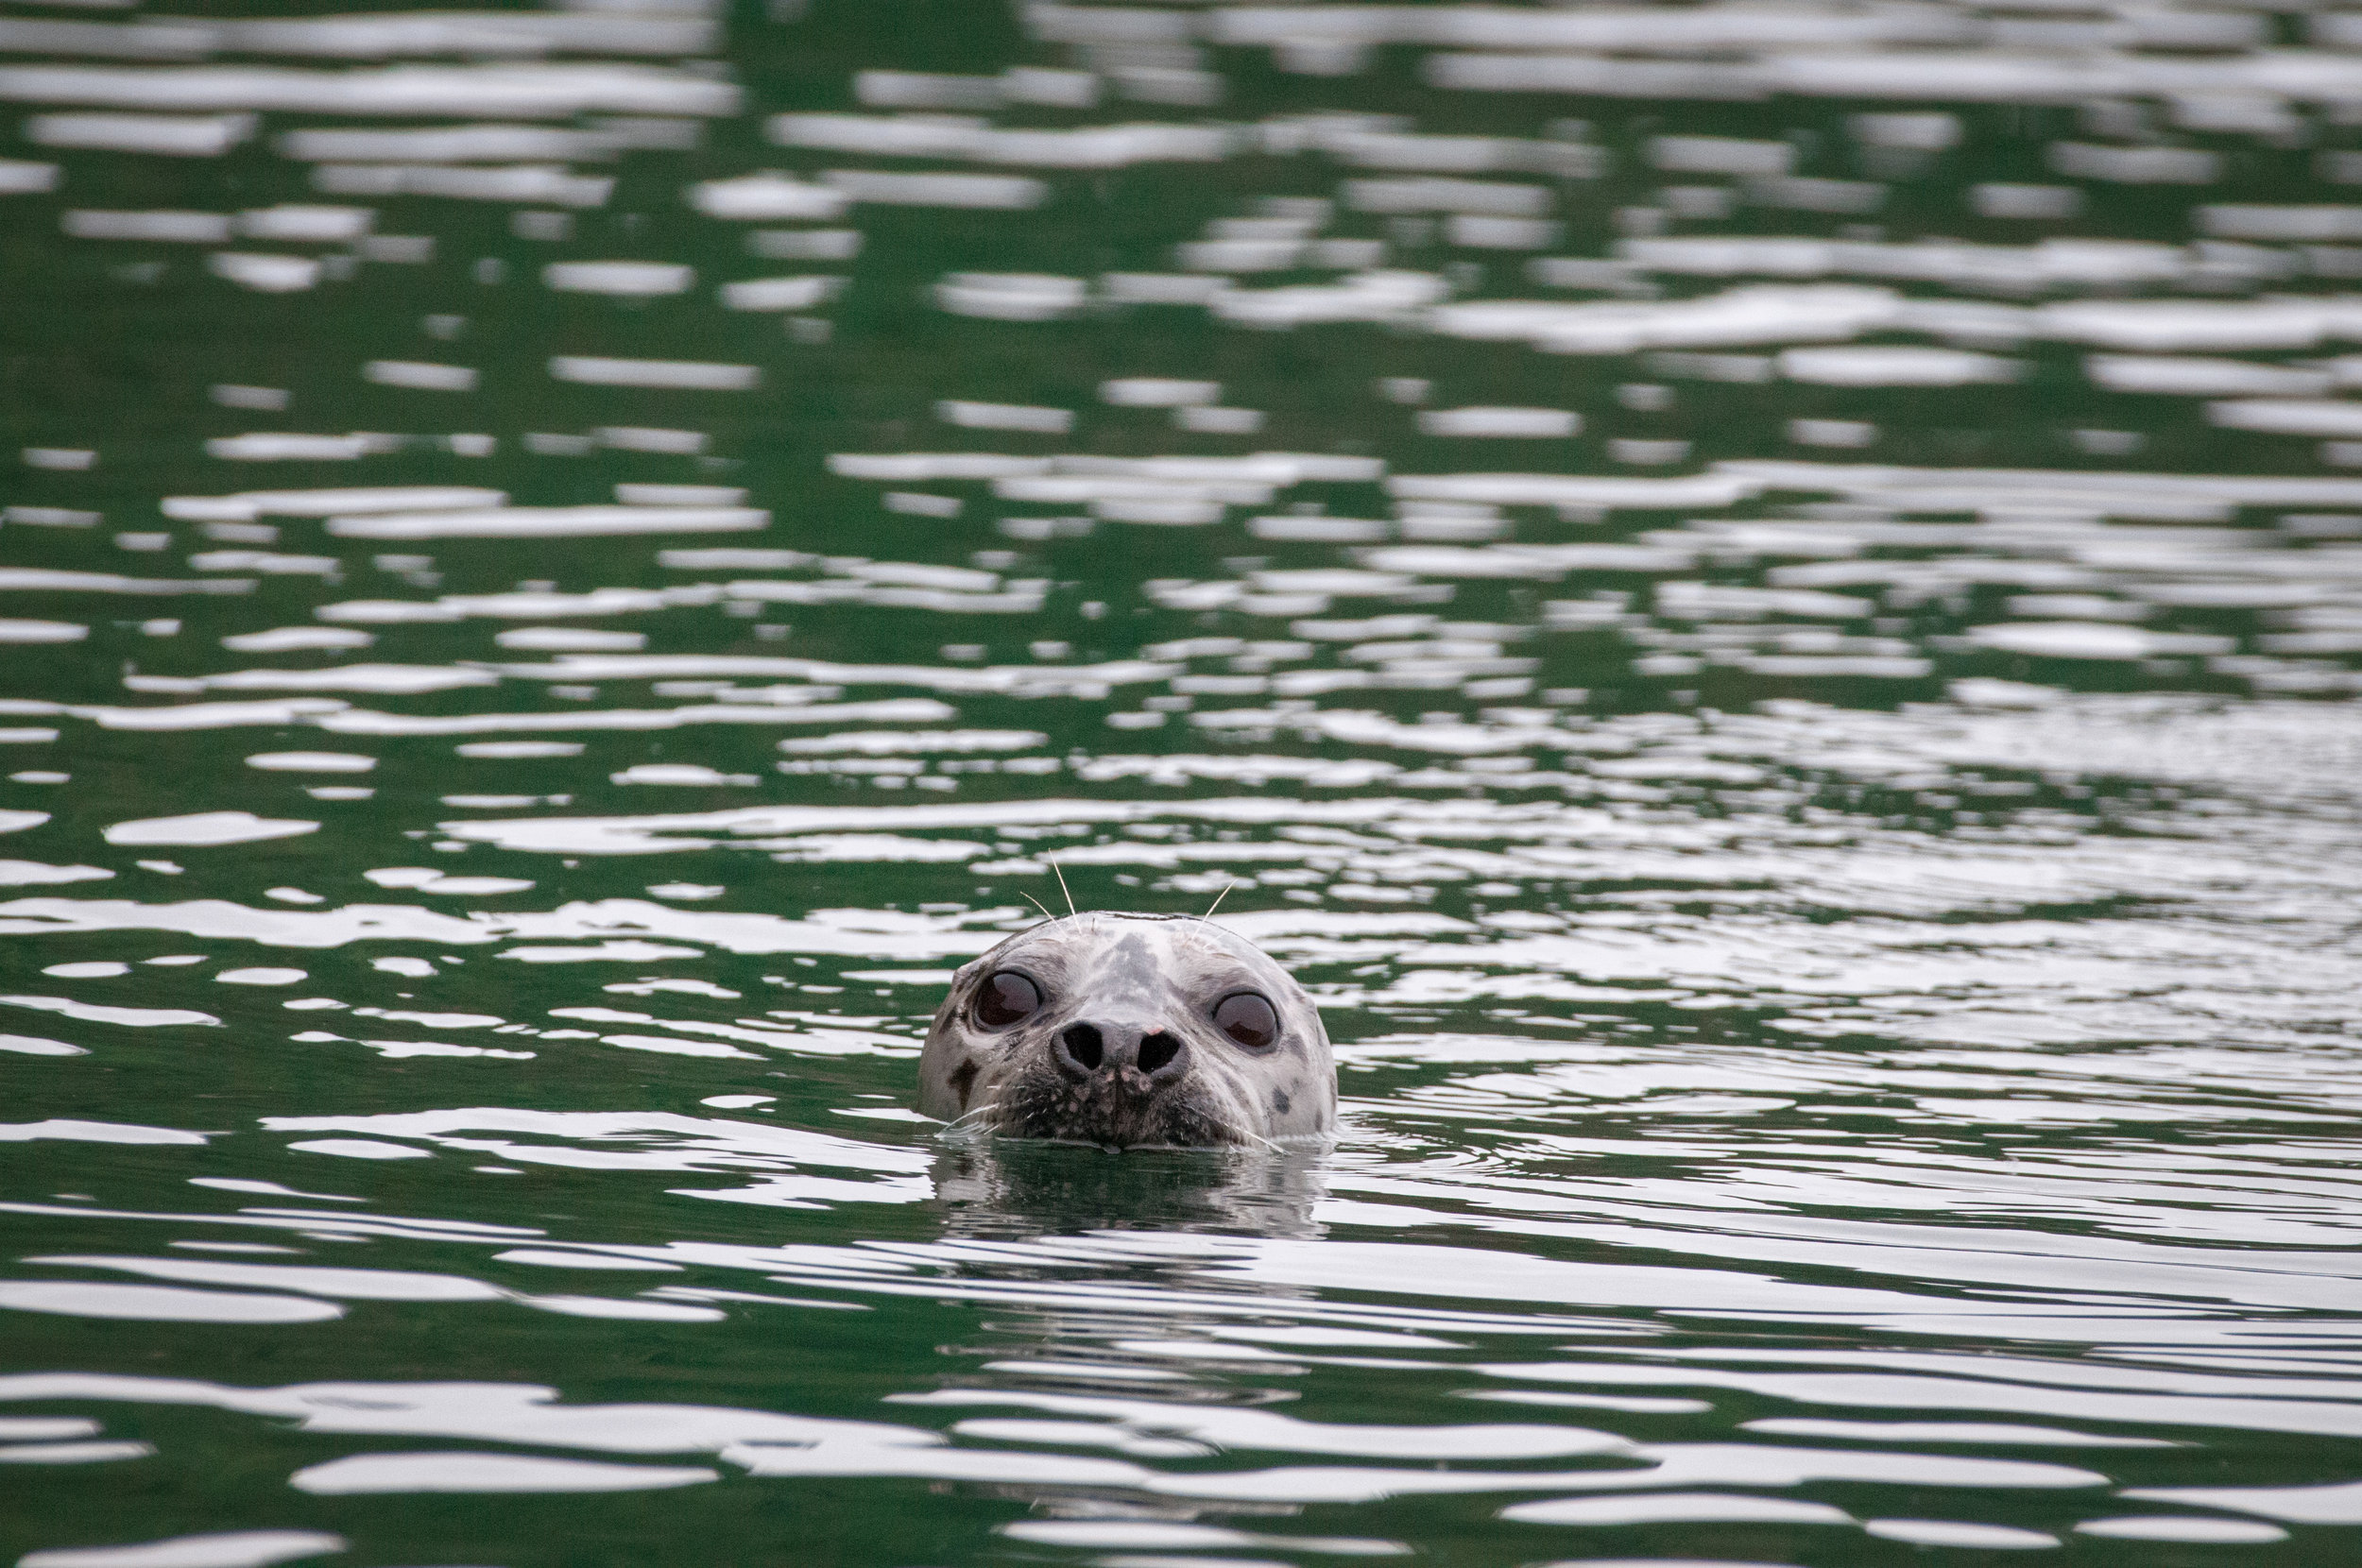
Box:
1272, 1088, 1292, 1116
948, 1059, 978, 1110
1108, 930, 1157, 986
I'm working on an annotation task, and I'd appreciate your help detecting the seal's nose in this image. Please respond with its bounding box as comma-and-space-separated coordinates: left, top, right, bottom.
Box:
1055, 1021, 1188, 1083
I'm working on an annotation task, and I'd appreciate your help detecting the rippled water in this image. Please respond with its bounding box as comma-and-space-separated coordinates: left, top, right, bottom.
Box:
8, 2, 2362, 1563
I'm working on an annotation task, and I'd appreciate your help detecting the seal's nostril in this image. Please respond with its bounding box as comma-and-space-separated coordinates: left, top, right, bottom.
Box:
1060, 1023, 1104, 1072
1138, 1031, 1181, 1075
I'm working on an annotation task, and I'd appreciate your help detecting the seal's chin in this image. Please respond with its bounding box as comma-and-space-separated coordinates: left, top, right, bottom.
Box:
994, 1063, 1251, 1149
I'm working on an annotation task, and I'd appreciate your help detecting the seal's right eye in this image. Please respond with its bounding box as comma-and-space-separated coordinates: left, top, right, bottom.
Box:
973, 970, 1041, 1029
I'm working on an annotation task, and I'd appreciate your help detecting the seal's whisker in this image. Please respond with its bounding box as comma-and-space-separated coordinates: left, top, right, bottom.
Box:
1191, 881, 1234, 946
943, 1099, 1001, 1130
1049, 856, 1078, 917
1018, 892, 1058, 925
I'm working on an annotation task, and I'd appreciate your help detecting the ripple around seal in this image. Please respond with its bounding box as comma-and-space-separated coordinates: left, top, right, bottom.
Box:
288, 1453, 720, 1495
16, 1532, 348, 1568
0, 1282, 343, 1323
2076, 1516, 2290, 1542
1863, 1519, 2062, 1548
1500, 1492, 1854, 1526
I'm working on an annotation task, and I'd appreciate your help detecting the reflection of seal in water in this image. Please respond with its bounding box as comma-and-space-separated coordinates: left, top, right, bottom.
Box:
930, 1138, 1330, 1239
916, 912, 1335, 1148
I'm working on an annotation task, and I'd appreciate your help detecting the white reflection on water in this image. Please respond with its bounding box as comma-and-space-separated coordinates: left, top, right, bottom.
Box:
17, 1532, 346, 1568
291, 1451, 718, 1493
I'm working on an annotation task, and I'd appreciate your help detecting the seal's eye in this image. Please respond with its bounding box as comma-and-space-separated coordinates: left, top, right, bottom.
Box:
1212, 992, 1278, 1050
973, 970, 1041, 1029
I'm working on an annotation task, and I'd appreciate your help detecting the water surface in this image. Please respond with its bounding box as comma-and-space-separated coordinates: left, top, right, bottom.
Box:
6, 2, 2362, 1564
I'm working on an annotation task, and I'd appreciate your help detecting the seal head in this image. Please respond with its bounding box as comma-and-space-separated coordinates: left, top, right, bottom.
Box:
917, 912, 1335, 1148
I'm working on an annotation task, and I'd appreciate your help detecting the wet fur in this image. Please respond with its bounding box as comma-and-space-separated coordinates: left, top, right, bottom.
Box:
916, 912, 1335, 1148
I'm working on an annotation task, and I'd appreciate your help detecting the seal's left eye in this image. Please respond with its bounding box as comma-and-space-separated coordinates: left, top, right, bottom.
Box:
1213, 992, 1277, 1049
974, 970, 1041, 1029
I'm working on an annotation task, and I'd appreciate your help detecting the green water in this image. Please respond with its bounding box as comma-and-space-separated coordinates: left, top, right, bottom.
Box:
7, 3, 2362, 1565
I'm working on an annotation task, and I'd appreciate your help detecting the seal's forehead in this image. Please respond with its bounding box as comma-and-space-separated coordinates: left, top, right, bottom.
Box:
982, 913, 1286, 984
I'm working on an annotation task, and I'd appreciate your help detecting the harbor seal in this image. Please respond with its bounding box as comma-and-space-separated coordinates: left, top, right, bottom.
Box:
917, 912, 1335, 1148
